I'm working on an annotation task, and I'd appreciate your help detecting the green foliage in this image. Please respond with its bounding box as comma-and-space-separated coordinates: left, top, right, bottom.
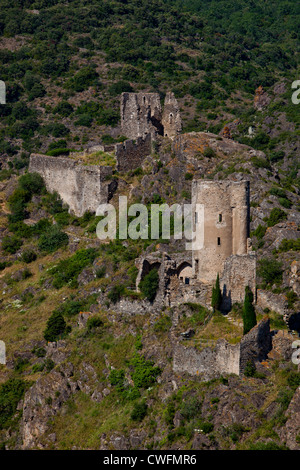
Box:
65, 66, 99, 92
107, 284, 126, 304
180, 397, 202, 421
2, 235, 23, 254
153, 314, 172, 332
49, 248, 98, 289
131, 400, 148, 422
129, 354, 161, 389
203, 147, 216, 158
277, 238, 300, 252
242, 286, 257, 335
257, 257, 283, 286
211, 273, 222, 311
139, 269, 159, 302
21, 249, 37, 264
252, 224, 266, 240
38, 225, 69, 253
244, 360, 256, 377
108, 80, 133, 96
266, 208, 287, 227
43, 311, 68, 342
86, 316, 103, 331
0, 378, 28, 430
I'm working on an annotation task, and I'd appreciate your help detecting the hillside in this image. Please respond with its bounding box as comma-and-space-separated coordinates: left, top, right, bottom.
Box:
0, 0, 299, 453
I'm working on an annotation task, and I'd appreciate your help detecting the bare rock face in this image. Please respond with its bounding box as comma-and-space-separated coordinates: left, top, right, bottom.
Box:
21, 370, 73, 449
278, 387, 300, 450
254, 85, 271, 111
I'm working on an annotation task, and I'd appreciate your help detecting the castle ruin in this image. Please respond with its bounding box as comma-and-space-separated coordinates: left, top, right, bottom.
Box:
120, 91, 182, 140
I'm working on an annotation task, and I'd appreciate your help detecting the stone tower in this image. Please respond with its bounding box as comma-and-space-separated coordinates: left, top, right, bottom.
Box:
162, 92, 182, 139
191, 180, 256, 307
120, 92, 163, 139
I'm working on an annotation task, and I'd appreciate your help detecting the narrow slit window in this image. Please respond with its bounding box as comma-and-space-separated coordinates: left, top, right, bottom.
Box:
217, 237, 221, 246
219, 214, 222, 222
195, 212, 198, 224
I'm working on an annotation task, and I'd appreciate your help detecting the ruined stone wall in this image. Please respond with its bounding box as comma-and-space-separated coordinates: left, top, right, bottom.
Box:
115, 134, 152, 172
173, 318, 272, 380
173, 340, 240, 380
221, 253, 256, 311
120, 92, 162, 139
29, 154, 113, 217
192, 180, 250, 283
162, 92, 182, 139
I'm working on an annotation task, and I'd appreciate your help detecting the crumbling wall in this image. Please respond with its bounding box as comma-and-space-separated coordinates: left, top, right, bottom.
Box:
162, 92, 182, 139
121, 92, 162, 139
221, 253, 256, 311
173, 340, 240, 380
29, 154, 113, 217
173, 318, 272, 380
115, 134, 152, 172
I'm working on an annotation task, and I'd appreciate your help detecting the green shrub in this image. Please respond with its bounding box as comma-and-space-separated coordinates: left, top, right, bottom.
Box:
252, 224, 266, 240
139, 269, 159, 302
242, 286, 257, 335
0, 378, 27, 429
267, 207, 287, 227
21, 249, 37, 264
203, 147, 216, 158
129, 354, 161, 389
43, 311, 68, 342
38, 225, 69, 253
130, 400, 147, 422
49, 248, 97, 289
18, 172, 45, 195
244, 360, 256, 377
86, 316, 103, 331
2, 235, 23, 254
107, 284, 126, 304
278, 238, 300, 252
181, 397, 202, 421
257, 257, 283, 286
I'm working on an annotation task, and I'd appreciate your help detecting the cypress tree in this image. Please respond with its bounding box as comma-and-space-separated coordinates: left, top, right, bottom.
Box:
211, 273, 222, 311
242, 286, 257, 335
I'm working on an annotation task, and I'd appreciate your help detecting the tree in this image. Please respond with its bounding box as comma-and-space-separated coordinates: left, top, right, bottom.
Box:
139, 269, 159, 302
211, 273, 222, 311
242, 286, 257, 335
44, 311, 67, 342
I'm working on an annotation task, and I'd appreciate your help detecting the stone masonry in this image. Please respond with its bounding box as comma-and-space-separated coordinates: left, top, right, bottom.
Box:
29, 154, 114, 217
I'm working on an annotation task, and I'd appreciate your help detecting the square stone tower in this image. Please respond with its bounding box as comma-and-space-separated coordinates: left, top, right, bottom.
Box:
120, 92, 163, 139
191, 180, 255, 307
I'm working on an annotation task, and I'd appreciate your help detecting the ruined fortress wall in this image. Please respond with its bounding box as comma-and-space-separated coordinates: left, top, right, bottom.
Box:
29, 154, 112, 217
173, 340, 240, 380
221, 253, 256, 310
121, 92, 162, 139
192, 180, 250, 282
161, 92, 182, 139
115, 134, 152, 172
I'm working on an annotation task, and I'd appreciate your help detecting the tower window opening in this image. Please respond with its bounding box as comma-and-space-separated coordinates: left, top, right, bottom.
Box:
195, 212, 198, 224
219, 214, 222, 222
217, 237, 221, 246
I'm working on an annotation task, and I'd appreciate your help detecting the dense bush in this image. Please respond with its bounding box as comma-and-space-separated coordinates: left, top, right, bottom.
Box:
43, 311, 68, 342
0, 378, 27, 430
257, 257, 283, 286
49, 248, 98, 288
139, 269, 159, 302
2, 235, 23, 254
38, 225, 69, 253
267, 208, 287, 227
131, 400, 147, 422
21, 248, 37, 264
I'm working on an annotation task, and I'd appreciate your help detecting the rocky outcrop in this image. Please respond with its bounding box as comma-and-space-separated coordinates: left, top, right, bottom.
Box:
239, 317, 272, 373
278, 387, 300, 450
21, 369, 73, 449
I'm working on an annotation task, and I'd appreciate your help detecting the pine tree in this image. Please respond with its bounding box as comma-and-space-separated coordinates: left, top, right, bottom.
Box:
242, 286, 257, 335
211, 273, 222, 311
